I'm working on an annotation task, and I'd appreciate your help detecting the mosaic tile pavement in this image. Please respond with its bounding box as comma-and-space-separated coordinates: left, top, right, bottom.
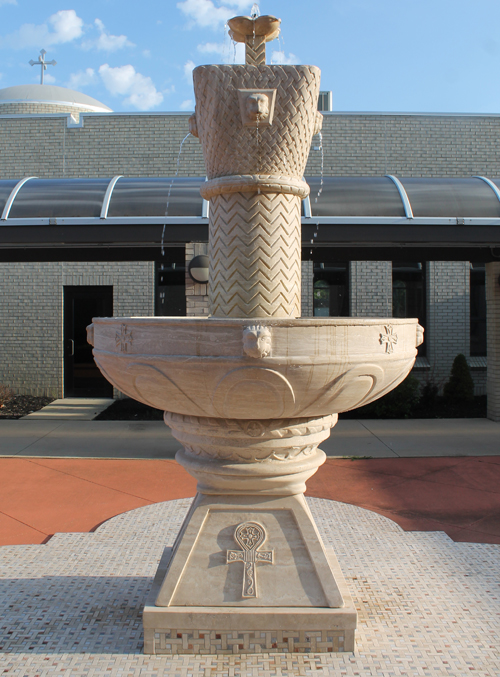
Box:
1, 496, 499, 676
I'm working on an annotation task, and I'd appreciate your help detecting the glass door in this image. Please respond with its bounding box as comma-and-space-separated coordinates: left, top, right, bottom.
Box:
63, 286, 113, 397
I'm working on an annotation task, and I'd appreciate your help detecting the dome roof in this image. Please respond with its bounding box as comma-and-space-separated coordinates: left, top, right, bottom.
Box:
0, 84, 112, 113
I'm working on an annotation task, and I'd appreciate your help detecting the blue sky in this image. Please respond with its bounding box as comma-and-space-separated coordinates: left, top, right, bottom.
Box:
1, 0, 500, 113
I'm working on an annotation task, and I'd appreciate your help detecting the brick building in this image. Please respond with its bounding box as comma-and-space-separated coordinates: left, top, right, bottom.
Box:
1, 83, 499, 419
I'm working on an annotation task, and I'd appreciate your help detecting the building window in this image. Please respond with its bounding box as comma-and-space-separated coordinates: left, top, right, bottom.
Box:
470, 262, 486, 356
155, 254, 186, 316
313, 262, 348, 317
392, 261, 426, 355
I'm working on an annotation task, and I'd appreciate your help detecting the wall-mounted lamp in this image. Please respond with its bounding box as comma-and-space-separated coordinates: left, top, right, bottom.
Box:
188, 254, 209, 284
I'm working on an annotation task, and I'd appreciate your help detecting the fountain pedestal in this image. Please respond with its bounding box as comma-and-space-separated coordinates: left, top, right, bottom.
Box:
143, 494, 356, 654
143, 411, 355, 653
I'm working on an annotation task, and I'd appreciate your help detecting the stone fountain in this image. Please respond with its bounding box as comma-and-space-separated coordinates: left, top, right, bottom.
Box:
88, 12, 423, 656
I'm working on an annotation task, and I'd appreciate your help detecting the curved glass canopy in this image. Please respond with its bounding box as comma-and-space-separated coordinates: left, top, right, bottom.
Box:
2, 175, 500, 221
306, 176, 406, 217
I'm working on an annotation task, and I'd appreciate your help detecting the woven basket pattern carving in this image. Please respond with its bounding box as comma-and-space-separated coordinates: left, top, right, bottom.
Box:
209, 191, 301, 318
193, 64, 321, 180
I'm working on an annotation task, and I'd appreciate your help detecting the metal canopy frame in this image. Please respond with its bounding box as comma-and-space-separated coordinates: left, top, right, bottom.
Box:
1, 176, 500, 262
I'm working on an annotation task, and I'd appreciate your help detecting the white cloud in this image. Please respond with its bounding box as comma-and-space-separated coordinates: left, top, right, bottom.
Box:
197, 41, 225, 54
81, 18, 134, 52
0, 9, 83, 49
143, 49, 151, 58
197, 39, 244, 63
177, 0, 251, 30
179, 99, 193, 110
270, 50, 298, 65
0, 0, 16, 5
43, 72, 56, 84
99, 63, 163, 110
67, 67, 98, 89
50, 9, 83, 42
184, 59, 195, 82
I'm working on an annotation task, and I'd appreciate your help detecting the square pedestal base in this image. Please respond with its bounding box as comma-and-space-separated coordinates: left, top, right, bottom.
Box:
143, 547, 357, 655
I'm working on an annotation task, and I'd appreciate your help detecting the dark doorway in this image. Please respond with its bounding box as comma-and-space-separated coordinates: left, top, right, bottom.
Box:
313, 262, 349, 317
392, 262, 426, 356
470, 262, 486, 357
155, 255, 186, 316
64, 286, 113, 397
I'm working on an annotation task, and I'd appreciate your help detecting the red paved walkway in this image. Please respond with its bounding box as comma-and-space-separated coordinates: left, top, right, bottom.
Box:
1, 456, 500, 546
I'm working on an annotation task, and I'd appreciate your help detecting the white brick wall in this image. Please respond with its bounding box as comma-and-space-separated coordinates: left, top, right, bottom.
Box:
0, 261, 154, 397
4, 110, 500, 181
301, 261, 314, 317
185, 243, 209, 317
425, 261, 470, 388
349, 261, 392, 317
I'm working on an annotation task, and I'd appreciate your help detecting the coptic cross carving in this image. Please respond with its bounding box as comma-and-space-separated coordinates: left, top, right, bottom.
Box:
116, 324, 133, 352
226, 522, 274, 598
380, 325, 398, 354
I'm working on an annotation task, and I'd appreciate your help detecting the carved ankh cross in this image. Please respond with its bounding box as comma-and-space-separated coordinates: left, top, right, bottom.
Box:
226, 522, 274, 598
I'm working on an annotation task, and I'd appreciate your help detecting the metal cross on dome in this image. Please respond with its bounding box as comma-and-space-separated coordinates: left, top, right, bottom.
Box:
29, 50, 57, 85
227, 522, 274, 598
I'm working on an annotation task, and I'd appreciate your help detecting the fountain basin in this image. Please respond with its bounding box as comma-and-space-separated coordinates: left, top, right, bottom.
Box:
89, 316, 422, 420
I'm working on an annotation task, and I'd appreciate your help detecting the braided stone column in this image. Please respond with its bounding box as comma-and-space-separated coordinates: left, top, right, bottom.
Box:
209, 191, 302, 317
192, 64, 322, 318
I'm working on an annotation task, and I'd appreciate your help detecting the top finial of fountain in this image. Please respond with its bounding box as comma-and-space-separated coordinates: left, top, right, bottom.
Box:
227, 11, 281, 65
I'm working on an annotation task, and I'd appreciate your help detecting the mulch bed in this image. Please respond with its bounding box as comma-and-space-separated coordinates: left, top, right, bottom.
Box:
94, 398, 163, 421
0, 395, 55, 419
95, 396, 487, 421
0, 393, 487, 422
342, 395, 487, 419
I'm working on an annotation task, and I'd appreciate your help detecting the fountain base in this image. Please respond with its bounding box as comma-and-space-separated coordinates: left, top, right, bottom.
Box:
143, 494, 357, 655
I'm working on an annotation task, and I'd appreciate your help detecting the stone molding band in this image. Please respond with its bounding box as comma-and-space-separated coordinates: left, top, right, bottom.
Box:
200, 175, 310, 200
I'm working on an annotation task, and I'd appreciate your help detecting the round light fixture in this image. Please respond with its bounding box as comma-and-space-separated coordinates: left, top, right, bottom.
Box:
188, 254, 209, 284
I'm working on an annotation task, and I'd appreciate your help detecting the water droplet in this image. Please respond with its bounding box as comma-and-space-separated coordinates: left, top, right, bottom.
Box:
161, 132, 191, 256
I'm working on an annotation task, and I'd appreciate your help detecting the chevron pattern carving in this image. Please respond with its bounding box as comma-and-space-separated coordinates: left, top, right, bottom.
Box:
209, 191, 301, 318
245, 36, 266, 65
192, 64, 321, 180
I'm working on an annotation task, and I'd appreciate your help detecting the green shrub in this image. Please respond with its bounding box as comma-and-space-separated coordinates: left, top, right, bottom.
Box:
419, 381, 439, 407
443, 354, 474, 403
354, 374, 420, 418
0, 384, 13, 407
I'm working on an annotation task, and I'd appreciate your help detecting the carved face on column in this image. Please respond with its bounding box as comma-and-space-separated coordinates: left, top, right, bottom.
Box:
243, 325, 272, 358
246, 93, 269, 122
237, 88, 276, 127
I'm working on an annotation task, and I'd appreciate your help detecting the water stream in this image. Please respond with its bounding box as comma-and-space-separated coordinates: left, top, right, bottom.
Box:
315, 130, 324, 204
161, 132, 192, 256
309, 130, 324, 253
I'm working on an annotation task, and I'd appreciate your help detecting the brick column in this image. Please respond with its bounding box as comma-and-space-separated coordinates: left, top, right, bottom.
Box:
185, 242, 209, 317
486, 262, 500, 421
349, 261, 391, 317
425, 261, 469, 386
301, 260, 314, 317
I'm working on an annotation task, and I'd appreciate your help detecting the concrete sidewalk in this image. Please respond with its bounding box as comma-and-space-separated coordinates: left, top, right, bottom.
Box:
0, 417, 498, 459
21, 397, 114, 420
